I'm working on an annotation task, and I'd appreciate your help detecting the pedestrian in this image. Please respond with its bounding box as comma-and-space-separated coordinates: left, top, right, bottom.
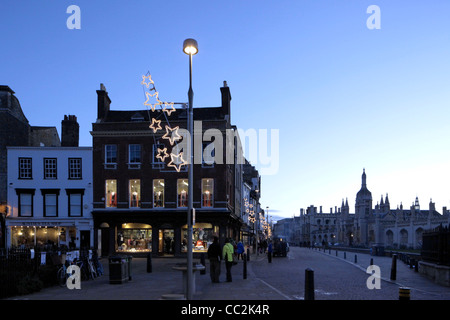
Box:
222, 238, 235, 282
236, 241, 244, 260
207, 236, 221, 283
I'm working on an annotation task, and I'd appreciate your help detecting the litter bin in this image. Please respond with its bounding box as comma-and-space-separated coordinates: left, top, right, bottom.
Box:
109, 256, 128, 284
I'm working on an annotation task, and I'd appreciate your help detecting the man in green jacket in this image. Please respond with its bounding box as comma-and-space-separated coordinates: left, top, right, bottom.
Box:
222, 238, 234, 282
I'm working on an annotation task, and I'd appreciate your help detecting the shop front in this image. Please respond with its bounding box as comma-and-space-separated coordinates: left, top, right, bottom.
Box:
5, 219, 94, 250
93, 209, 241, 258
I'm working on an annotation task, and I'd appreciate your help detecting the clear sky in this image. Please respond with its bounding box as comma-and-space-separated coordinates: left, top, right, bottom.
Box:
2, 1, 450, 221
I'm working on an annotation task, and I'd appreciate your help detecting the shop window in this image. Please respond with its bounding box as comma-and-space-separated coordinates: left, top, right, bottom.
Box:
182, 223, 217, 252
128, 144, 141, 169
177, 179, 188, 207
19, 158, 32, 179
105, 145, 117, 169
68, 158, 82, 179
118, 223, 152, 252
105, 179, 117, 207
153, 179, 164, 207
202, 178, 214, 207
129, 179, 141, 207
44, 158, 57, 179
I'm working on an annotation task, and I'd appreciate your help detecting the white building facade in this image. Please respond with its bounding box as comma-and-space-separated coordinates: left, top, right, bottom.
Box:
5, 146, 93, 250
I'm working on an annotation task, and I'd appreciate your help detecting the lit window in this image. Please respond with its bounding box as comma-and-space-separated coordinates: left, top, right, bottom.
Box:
153, 179, 164, 208
106, 180, 117, 207
129, 179, 141, 207
177, 179, 188, 208
202, 178, 214, 207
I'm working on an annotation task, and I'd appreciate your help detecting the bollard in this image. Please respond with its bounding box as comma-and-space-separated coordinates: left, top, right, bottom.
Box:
399, 287, 410, 300
147, 253, 152, 273
268, 251, 272, 263
370, 258, 373, 266
354, 255, 357, 263
200, 253, 206, 275
247, 248, 250, 261
410, 258, 414, 269
344, 252, 346, 259
390, 254, 397, 281
415, 261, 419, 273
304, 268, 315, 300
243, 254, 247, 279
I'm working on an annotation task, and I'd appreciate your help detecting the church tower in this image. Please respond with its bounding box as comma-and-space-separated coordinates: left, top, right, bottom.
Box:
355, 169, 373, 246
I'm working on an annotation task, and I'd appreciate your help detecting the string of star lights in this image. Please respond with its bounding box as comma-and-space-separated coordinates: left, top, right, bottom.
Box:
141, 72, 188, 172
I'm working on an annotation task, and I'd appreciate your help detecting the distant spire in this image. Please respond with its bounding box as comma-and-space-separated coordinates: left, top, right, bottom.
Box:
362, 168, 366, 187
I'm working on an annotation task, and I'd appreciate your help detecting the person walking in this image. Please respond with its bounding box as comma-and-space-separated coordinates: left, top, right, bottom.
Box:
207, 236, 221, 283
236, 241, 244, 260
222, 238, 234, 282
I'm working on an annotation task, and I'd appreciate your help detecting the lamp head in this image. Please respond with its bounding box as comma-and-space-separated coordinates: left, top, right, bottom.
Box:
183, 38, 198, 55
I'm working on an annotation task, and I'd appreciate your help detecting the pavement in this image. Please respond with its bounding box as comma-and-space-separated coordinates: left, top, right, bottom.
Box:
4, 247, 450, 301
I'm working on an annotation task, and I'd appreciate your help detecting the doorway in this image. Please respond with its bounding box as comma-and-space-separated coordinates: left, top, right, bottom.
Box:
159, 229, 174, 256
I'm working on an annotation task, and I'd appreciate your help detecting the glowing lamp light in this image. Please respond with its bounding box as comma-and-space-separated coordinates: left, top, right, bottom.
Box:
183, 38, 198, 55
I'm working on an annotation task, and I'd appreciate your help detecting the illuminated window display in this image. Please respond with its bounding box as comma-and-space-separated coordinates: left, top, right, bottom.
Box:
129, 179, 140, 207
181, 223, 218, 252
177, 179, 188, 207
106, 179, 117, 207
10, 226, 77, 248
202, 178, 214, 207
117, 223, 152, 252
153, 179, 164, 207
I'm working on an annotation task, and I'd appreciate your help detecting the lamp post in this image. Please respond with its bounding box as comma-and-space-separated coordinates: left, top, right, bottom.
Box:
183, 38, 198, 300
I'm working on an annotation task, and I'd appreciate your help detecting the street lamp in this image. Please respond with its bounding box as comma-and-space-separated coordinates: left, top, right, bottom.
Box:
183, 38, 198, 300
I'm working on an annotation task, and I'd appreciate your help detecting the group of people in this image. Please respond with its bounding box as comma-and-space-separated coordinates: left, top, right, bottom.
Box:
207, 237, 245, 283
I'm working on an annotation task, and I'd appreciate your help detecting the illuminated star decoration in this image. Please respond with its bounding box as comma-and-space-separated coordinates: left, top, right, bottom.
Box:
149, 118, 162, 133
144, 91, 160, 111
155, 147, 169, 162
141, 75, 155, 89
162, 102, 176, 116
168, 152, 187, 172
162, 125, 182, 145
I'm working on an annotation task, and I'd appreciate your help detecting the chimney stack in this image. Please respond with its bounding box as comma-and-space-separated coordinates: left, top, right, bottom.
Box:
220, 81, 231, 118
61, 115, 79, 147
97, 83, 111, 120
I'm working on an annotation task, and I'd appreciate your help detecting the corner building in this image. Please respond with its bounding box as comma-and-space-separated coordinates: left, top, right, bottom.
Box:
91, 82, 243, 257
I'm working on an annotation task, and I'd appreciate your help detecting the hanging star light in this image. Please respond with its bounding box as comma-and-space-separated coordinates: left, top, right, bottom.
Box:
141, 74, 155, 89
162, 125, 182, 145
162, 102, 176, 116
144, 91, 160, 111
168, 152, 187, 172
149, 118, 162, 133
156, 147, 169, 162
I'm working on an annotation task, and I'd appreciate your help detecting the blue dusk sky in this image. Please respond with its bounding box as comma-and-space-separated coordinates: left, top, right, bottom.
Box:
1, 1, 450, 220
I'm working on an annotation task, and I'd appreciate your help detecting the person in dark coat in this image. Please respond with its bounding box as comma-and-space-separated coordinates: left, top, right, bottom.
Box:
207, 236, 221, 283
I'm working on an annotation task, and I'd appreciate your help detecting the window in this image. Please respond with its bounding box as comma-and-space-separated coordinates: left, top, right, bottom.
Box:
128, 144, 141, 169
202, 142, 215, 168
202, 178, 214, 207
19, 158, 32, 179
105, 145, 117, 169
16, 189, 35, 217
177, 179, 188, 208
105, 180, 117, 207
69, 194, 82, 216
153, 179, 164, 208
129, 179, 141, 207
41, 189, 59, 217
152, 144, 166, 169
68, 158, 82, 179
44, 158, 57, 179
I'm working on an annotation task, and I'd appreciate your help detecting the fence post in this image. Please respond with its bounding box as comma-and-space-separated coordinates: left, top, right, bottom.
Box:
305, 268, 315, 300
390, 254, 397, 281
243, 254, 247, 279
